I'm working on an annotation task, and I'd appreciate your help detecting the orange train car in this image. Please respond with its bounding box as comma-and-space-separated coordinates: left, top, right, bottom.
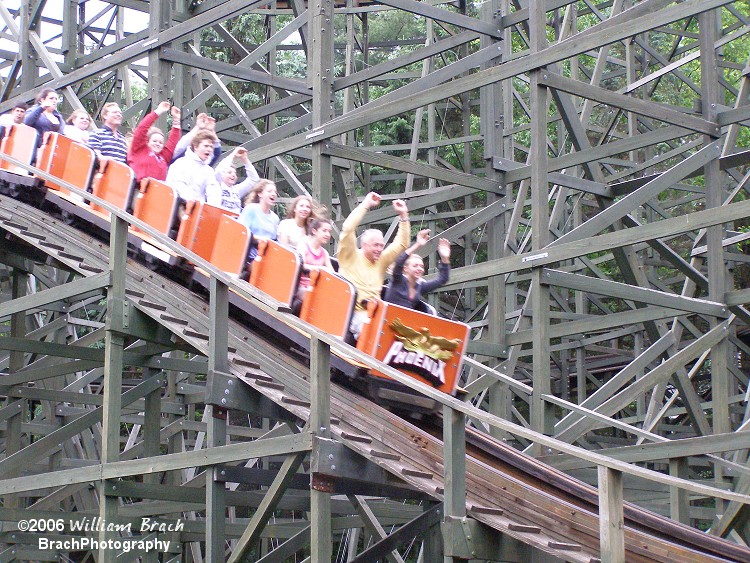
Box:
355, 299, 469, 412
0, 125, 468, 414
0, 123, 37, 176
0, 124, 42, 202
37, 132, 96, 196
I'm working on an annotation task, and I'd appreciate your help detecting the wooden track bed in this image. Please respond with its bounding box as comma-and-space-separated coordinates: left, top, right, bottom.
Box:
1, 196, 748, 562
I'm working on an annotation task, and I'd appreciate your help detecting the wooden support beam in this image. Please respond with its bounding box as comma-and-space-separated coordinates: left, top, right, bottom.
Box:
0, 433, 313, 495
246, 0, 733, 163
349, 495, 406, 563
376, 0, 502, 39
98, 216, 128, 562
0, 0, 274, 111
598, 466, 625, 563
0, 271, 109, 319
228, 451, 307, 562
538, 71, 720, 136
206, 277, 229, 562
323, 142, 502, 193
448, 196, 750, 284
541, 269, 727, 317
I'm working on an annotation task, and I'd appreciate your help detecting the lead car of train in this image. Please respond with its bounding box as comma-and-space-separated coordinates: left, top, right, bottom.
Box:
0, 123, 470, 414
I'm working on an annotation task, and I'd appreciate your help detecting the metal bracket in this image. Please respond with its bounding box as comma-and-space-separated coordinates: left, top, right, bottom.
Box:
311, 473, 335, 493
108, 296, 130, 331
211, 406, 227, 420
122, 305, 182, 345
311, 438, 428, 500
442, 516, 535, 562
204, 371, 299, 423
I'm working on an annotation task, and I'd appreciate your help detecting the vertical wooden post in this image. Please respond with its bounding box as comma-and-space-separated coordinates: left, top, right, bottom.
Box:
481, 0, 509, 440
142, 365, 162, 485
309, 0, 334, 551
700, 8, 730, 511
598, 466, 625, 563
206, 276, 229, 562
142, 362, 162, 563
310, 335, 332, 562
669, 457, 690, 525
5, 270, 28, 510
310, 0, 334, 210
443, 405, 466, 520
148, 0, 172, 107
443, 404, 466, 563
19, 1, 38, 92
98, 216, 128, 562
529, 0, 554, 446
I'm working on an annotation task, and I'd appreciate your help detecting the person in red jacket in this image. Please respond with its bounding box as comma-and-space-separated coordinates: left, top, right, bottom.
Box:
127, 101, 181, 182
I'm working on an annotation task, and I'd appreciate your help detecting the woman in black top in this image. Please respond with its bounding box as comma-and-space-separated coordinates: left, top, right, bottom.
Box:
24, 88, 65, 147
384, 229, 450, 311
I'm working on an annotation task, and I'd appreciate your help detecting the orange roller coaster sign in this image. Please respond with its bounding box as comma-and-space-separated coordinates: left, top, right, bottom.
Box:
357, 300, 469, 395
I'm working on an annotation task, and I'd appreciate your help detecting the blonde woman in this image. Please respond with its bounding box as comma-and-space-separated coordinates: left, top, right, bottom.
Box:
238, 179, 280, 260
64, 109, 93, 144
277, 195, 315, 247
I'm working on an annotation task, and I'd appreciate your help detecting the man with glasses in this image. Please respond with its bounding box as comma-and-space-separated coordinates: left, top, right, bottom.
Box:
88, 102, 127, 163
338, 191, 411, 341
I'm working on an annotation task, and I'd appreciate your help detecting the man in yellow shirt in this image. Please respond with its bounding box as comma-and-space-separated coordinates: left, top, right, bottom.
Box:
338, 192, 411, 340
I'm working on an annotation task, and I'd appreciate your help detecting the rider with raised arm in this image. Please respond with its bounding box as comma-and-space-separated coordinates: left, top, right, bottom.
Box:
337, 192, 410, 340
384, 229, 450, 311
127, 101, 182, 182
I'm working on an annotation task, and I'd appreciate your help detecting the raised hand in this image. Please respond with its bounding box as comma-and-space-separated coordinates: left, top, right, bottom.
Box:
392, 199, 408, 219
156, 101, 172, 115
170, 106, 181, 121
194, 113, 209, 130
234, 147, 250, 164
415, 229, 430, 246
363, 192, 382, 209
438, 238, 451, 262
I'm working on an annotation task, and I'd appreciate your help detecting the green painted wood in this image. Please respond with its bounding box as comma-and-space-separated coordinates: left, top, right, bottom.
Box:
599, 466, 625, 563
244, 0, 733, 164
0, 433, 313, 496
0, 271, 109, 319
539, 71, 719, 136
0, 0, 275, 110
349, 495, 406, 563
228, 452, 307, 563
448, 197, 750, 284
323, 142, 501, 193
